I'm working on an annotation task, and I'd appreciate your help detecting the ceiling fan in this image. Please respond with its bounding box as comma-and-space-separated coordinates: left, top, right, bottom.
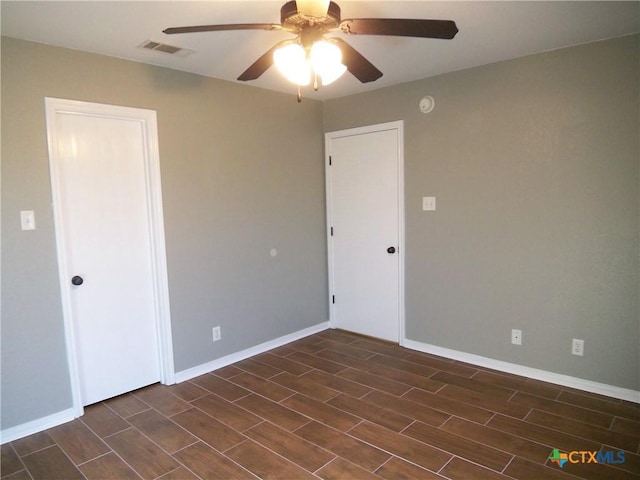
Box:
164, 0, 458, 101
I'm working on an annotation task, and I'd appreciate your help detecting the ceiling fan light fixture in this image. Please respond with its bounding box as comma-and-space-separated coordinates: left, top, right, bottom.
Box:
274, 42, 311, 85
165, 0, 460, 98
273, 39, 346, 87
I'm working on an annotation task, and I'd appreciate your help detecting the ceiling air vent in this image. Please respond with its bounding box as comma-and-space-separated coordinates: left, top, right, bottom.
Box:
138, 40, 194, 58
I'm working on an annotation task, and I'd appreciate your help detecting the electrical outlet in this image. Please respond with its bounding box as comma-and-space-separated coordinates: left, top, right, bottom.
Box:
572, 338, 584, 356
212, 326, 221, 342
422, 196, 436, 211
511, 329, 522, 346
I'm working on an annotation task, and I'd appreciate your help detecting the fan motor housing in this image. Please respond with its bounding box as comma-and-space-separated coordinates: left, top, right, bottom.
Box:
281, 1, 342, 31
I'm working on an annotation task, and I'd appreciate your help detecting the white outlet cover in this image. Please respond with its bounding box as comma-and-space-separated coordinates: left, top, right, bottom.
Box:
212, 326, 221, 342
422, 197, 436, 211
572, 338, 584, 356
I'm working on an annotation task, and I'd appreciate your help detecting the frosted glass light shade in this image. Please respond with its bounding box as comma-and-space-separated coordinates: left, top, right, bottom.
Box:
319, 63, 347, 85
273, 39, 346, 87
310, 41, 346, 85
296, 0, 330, 17
273, 43, 311, 86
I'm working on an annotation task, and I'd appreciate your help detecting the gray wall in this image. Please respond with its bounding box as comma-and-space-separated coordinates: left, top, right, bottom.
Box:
1, 37, 328, 429
324, 34, 639, 390
2, 33, 638, 432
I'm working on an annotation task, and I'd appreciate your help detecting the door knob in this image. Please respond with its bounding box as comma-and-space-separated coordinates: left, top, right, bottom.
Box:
387, 246, 396, 254
71, 275, 84, 286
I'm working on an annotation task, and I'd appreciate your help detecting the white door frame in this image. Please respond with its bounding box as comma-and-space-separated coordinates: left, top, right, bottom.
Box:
45, 97, 175, 417
325, 120, 405, 345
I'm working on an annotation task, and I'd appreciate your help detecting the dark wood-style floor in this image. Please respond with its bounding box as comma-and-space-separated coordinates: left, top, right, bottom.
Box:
2, 329, 639, 480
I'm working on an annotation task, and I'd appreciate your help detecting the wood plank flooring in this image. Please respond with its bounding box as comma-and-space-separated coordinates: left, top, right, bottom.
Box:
2, 329, 639, 479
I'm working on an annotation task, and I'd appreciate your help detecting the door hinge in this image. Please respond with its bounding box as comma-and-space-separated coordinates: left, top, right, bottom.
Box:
332, 295, 335, 304
329, 156, 332, 166
330, 227, 334, 236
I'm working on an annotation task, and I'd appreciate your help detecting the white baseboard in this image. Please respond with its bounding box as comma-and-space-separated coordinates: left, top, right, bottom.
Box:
175, 321, 330, 383
1, 408, 76, 445
6, 326, 633, 446
403, 339, 640, 403
2, 322, 329, 444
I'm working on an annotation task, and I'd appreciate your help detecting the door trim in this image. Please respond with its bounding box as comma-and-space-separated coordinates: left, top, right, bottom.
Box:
324, 121, 405, 345
45, 97, 175, 417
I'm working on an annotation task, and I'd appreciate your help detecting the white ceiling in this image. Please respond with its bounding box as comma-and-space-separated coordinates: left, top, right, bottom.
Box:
2, 1, 638, 100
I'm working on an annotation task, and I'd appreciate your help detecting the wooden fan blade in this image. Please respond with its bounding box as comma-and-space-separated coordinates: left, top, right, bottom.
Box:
333, 38, 382, 83
163, 23, 282, 35
237, 41, 289, 81
339, 18, 458, 39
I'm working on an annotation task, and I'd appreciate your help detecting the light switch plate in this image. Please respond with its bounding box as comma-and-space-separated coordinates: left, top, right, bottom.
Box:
422, 196, 436, 211
20, 210, 36, 230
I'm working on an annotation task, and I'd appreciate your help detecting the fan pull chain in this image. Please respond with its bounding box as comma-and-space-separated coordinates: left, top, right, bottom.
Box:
313, 72, 319, 91
297, 85, 302, 103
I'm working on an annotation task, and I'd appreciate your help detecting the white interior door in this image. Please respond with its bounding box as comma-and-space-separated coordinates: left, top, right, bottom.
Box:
326, 122, 404, 342
46, 99, 173, 408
